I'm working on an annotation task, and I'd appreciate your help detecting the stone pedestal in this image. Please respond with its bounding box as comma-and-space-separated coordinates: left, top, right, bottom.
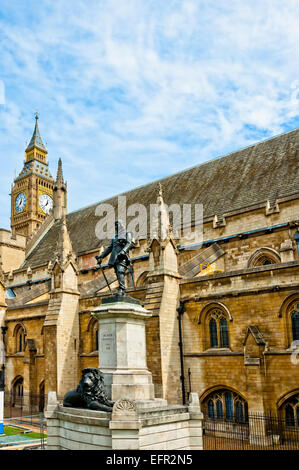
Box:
92, 298, 155, 402
45, 392, 204, 450
46, 297, 204, 451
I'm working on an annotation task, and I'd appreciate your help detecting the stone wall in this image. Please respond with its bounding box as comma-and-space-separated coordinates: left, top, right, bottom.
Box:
0, 229, 26, 273
46, 407, 112, 450
181, 277, 299, 413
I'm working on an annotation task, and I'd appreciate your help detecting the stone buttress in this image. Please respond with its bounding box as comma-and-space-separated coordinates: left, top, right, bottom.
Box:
43, 217, 80, 398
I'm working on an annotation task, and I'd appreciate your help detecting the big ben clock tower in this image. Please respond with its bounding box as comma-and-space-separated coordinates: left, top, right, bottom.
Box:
11, 113, 55, 237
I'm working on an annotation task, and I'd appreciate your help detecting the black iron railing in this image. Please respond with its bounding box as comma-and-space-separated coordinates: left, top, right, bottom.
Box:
3, 391, 64, 420
203, 412, 299, 450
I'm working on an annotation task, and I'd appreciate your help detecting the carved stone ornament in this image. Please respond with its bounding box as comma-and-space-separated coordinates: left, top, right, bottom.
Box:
112, 399, 137, 414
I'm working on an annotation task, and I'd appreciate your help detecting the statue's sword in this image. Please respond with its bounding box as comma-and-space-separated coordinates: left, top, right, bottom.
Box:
98, 263, 112, 293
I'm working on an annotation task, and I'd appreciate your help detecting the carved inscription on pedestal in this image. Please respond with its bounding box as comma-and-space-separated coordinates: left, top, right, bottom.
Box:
100, 326, 115, 368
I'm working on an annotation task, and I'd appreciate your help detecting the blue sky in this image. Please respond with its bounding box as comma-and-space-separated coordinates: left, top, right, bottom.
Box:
0, 0, 299, 229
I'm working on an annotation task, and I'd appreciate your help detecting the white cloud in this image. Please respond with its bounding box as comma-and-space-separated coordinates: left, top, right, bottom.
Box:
0, 0, 298, 228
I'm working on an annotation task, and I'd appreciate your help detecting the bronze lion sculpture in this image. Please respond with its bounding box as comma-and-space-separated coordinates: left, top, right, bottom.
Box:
63, 367, 114, 412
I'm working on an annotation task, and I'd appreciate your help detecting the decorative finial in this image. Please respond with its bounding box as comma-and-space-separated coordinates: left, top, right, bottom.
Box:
35, 109, 39, 121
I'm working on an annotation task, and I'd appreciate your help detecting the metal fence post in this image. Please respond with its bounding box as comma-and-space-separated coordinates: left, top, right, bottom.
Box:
40, 412, 45, 449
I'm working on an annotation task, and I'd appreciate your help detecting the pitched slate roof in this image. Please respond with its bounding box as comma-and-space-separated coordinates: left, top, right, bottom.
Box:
22, 128, 299, 268
6, 280, 51, 307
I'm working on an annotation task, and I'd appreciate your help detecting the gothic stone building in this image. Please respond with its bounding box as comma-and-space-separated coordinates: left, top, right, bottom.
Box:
1, 116, 299, 427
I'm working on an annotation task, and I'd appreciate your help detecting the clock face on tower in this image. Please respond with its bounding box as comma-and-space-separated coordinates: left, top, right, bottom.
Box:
39, 193, 53, 214
15, 192, 27, 213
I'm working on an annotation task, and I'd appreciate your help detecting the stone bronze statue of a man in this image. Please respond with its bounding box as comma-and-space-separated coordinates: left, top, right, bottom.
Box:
95, 220, 135, 297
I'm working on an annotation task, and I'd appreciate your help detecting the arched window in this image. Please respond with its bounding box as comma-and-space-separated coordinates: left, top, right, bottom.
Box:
236, 401, 244, 422
89, 321, 99, 352
263, 259, 272, 265
11, 376, 24, 407
208, 311, 230, 349
14, 324, 26, 353
292, 311, 299, 341
209, 318, 218, 348
285, 405, 295, 427
294, 232, 299, 256
225, 392, 234, 420
86, 318, 99, 353
216, 400, 223, 419
278, 295, 299, 348
220, 317, 229, 348
18, 330, 25, 352
247, 248, 281, 268
279, 393, 299, 428
202, 389, 248, 423
208, 399, 214, 419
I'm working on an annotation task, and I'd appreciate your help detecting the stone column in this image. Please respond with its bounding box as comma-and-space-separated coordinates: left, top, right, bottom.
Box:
43, 218, 80, 398
92, 298, 155, 402
23, 339, 37, 412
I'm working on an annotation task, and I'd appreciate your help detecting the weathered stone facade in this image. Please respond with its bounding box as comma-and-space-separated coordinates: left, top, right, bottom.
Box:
1, 125, 299, 427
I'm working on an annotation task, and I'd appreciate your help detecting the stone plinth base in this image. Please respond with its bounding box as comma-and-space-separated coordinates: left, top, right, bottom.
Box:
101, 294, 141, 306
92, 300, 155, 401
45, 393, 203, 450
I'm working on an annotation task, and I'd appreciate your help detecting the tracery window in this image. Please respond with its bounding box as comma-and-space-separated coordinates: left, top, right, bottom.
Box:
225, 391, 234, 420
280, 394, 299, 428
204, 390, 248, 423
248, 248, 281, 268
292, 310, 299, 342
208, 400, 214, 419
208, 310, 229, 348
294, 232, 299, 256
262, 259, 273, 265
278, 295, 299, 348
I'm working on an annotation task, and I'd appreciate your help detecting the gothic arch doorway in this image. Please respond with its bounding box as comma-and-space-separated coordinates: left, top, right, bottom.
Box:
11, 376, 24, 407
